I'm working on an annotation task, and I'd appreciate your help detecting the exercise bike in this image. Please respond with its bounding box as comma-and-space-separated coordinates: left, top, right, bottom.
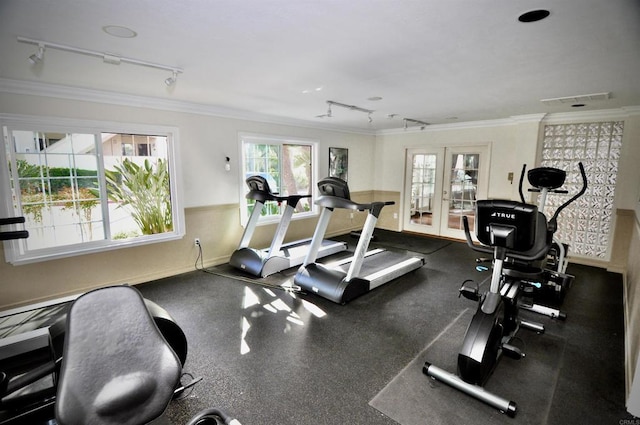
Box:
423, 199, 552, 417
1, 285, 240, 425
1, 218, 239, 424
517, 162, 588, 318
0, 219, 183, 424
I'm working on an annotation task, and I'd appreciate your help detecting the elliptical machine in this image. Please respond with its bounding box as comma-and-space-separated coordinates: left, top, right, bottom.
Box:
517, 162, 588, 318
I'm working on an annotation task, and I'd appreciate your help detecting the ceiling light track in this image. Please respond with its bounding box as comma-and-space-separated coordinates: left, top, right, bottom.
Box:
327, 100, 374, 114
18, 36, 183, 85
403, 118, 430, 130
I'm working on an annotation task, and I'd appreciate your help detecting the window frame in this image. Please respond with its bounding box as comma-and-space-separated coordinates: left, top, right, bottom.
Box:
0, 114, 185, 265
238, 132, 319, 226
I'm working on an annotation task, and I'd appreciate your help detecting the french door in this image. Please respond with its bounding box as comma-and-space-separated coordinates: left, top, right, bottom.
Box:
403, 146, 489, 239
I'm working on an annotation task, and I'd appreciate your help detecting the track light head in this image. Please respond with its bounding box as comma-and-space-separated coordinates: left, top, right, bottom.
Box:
164, 70, 178, 86
403, 117, 430, 130
28, 44, 44, 65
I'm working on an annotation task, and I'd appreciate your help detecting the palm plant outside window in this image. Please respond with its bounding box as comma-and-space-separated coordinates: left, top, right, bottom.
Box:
240, 135, 315, 224
1, 117, 183, 264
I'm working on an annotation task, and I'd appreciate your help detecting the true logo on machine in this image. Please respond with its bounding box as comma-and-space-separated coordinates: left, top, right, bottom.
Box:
491, 212, 516, 220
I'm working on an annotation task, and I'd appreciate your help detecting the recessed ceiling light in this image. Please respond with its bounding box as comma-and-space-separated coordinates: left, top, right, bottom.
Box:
102, 25, 137, 38
368, 96, 383, 101
518, 9, 550, 23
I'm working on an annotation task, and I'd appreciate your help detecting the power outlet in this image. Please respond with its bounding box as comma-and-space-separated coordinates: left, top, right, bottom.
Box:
194, 238, 201, 247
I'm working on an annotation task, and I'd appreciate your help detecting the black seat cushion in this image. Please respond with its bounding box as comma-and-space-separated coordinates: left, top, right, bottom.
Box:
55, 286, 181, 425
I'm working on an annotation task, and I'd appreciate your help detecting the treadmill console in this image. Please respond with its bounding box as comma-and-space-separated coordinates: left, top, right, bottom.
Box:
246, 175, 273, 194
318, 177, 351, 200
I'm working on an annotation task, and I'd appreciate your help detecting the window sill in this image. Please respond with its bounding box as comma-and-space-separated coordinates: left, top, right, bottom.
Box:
251, 210, 318, 227
4, 231, 185, 266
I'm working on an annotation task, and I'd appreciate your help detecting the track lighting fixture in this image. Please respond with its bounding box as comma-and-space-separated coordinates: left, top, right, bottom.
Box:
18, 36, 183, 86
316, 100, 431, 130
326, 100, 374, 115
403, 118, 430, 130
165, 70, 178, 86
28, 44, 45, 65
320, 100, 374, 122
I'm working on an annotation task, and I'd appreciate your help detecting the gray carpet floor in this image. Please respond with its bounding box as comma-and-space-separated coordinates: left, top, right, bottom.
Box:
137, 232, 634, 424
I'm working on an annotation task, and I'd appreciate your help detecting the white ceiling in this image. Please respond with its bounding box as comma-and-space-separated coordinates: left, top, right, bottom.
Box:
1, 0, 639, 132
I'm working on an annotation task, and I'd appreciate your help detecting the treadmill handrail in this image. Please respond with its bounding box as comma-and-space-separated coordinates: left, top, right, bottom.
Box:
0, 216, 29, 240
0, 217, 26, 225
0, 230, 29, 241
246, 189, 311, 206
315, 196, 394, 218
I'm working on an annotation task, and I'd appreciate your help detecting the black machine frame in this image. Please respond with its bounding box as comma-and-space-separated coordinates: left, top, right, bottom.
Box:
423, 162, 587, 416
229, 175, 347, 277
294, 177, 424, 304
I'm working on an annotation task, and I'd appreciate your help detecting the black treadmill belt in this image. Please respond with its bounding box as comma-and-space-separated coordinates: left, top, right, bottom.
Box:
335, 250, 416, 276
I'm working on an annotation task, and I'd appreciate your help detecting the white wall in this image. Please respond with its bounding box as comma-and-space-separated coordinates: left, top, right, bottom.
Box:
0, 91, 378, 308
374, 117, 542, 202
0, 92, 377, 209
374, 111, 640, 228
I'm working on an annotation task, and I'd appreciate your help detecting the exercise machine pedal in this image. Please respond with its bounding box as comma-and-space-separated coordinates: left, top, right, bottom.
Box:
459, 280, 480, 302
501, 343, 524, 360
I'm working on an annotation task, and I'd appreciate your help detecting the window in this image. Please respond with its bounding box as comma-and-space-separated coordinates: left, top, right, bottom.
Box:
1, 115, 184, 264
239, 134, 316, 224
540, 121, 623, 260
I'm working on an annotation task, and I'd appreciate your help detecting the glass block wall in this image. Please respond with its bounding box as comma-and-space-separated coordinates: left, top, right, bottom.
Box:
540, 121, 624, 260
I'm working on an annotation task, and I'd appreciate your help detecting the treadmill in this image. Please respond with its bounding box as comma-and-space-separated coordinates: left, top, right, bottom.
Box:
294, 177, 425, 304
229, 175, 347, 277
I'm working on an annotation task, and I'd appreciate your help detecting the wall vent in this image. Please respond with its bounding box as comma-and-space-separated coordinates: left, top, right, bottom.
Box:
540, 92, 611, 106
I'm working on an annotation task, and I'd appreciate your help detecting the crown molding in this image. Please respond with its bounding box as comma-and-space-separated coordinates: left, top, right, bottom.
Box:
379, 107, 640, 135
0, 78, 376, 136
377, 114, 547, 136
541, 106, 640, 124
2, 78, 638, 136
